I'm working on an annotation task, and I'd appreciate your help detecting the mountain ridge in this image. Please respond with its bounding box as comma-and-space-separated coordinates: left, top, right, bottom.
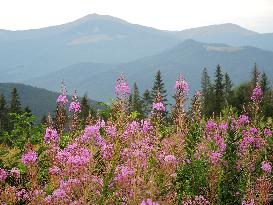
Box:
26, 39, 273, 101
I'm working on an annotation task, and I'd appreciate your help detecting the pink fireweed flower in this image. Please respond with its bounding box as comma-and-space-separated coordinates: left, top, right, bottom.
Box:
141, 199, 160, 205
141, 119, 153, 133
101, 143, 114, 160
69, 91, 81, 113
0, 168, 8, 182
122, 121, 140, 139
21, 151, 38, 165
56, 143, 91, 168
115, 74, 130, 98
205, 120, 217, 132
182, 195, 209, 205
152, 102, 166, 112
48, 166, 61, 175
95, 119, 106, 128
105, 124, 117, 137
50, 188, 70, 203
16, 189, 29, 201
219, 123, 228, 132
210, 152, 222, 164
213, 134, 226, 153
242, 199, 255, 205
114, 165, 134, 182
57, 81, 68, 105
56, 94, 68, 105
69, 101, 81, 113
251, 85, 262, 102
175, 74, 189, 94
44, 127, 59, 143
238, 115, 250, 125
164, 155, 177, 164
264, 128, 272, 137
261, 161, 272, 173
10, 167, 20, 178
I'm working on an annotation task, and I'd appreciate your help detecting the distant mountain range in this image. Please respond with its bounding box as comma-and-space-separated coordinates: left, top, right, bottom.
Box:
0, 14, 273, 101
0, 14, 180, 82
0, 83, 98, 121
173, 23, 273, 52
25, 39, 273, 101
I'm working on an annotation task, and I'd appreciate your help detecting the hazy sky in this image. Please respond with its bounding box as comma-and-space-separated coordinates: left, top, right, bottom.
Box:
0, 0, 273, 32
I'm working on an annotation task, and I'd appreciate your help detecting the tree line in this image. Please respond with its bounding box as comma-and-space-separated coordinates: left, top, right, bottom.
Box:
201, 63, 273, 117
0, 88, 31, 134
128, 63, 273, 118
1, 63, 273, 135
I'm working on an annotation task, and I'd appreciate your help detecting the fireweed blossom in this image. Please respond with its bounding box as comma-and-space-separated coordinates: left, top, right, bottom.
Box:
251, 85, 262, 102
0, 168, 8, 182
115, 74, 130, 98
21, 151, 38, 165
264, 128, 272, 137
57, 94, 68, 105
57, 82, 68, 105
10, 167, 20, 178
205, 120, 217, 132
210, 152, 222, 164
2, 75, 273, 205
261, 161, 272, 173
44, 127, 59, 143
141, 199, 160, 205
175, 74, 189, 94
69, 101, 81, 113
242, 199, 255, 205
152, 102, 166, 112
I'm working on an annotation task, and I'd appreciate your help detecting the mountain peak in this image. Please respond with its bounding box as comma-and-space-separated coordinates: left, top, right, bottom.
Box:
179, 23, 258, 36
73, 13, 128, 25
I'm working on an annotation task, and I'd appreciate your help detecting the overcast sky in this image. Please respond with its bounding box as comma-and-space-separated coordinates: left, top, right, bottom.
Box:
0, 0, 273, 32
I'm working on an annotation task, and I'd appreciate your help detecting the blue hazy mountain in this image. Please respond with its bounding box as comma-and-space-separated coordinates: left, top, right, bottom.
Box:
173, 23, 273, 52
0, 14, 180, 82
1, 14, 273, 101
0, 83, 98, 121
26, 40, 273, 101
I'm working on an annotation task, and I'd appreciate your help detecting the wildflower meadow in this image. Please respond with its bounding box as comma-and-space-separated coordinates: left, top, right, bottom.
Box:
0, 74, 272, 205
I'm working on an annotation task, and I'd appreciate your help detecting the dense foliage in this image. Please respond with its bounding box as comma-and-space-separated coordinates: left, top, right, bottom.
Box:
0, 70, 272, 204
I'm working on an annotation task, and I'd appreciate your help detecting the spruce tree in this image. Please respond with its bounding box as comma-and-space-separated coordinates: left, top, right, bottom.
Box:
151, 70, 168, 104
214, 65, 224, 115
142, 89, 152, 116
131, 82, 144, 117
223, 72, 233, 106
9, 88, 21, 114
201, 68, 212, 116
251, 63, 260, 88
260, 72, 270, 93
80, 95, 91, 122
0, 94, 8, 132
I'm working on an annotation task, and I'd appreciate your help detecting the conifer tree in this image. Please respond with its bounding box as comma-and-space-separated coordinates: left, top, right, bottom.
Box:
260, 72, 270, 93
201, 68, 212, 116
9, 88, 21, 114
214, 65, 224, 115
223, 72, 233, 105
151, 70, 168, 104
142, 89, 152, 116
0, 94, 8, 132
251, 63, 260, 88
131, 82, 144, 117
80, 95, 91, 122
